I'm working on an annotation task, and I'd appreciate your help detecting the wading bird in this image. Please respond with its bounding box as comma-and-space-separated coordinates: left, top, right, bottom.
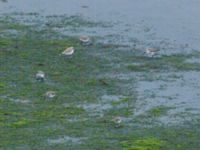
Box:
44, 91, 56, 99
145, 48, 159, 57
61, 47, 74, 56
36, 71, 45, 82
79, 35, 92, 45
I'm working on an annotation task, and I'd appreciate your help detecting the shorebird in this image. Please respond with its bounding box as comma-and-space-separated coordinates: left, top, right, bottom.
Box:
112, 116, 123, 127
145, 48, 159, 57
79, 35, 92, 45
36, 71, 45, 82
44, 91, 56, 99
61, 47, 74, 56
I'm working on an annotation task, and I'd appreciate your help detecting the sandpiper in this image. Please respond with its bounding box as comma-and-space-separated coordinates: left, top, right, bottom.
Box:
112, 116, 123, 127
79, 35, 92, 45
61, 47, 74, 56
145, 48, 159, 57
36, 71, 45, 82
44, 91, 56, 99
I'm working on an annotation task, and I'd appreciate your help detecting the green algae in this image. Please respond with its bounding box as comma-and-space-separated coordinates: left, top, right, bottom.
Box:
148, 106, 172, 117
1, 13, 200, 150
122, 137, 166, 150
111, 97, 132, 106
0, 38, 13, 46
45, 15, 112, 28
34, 106, 85, 120
10, 118, 31, 128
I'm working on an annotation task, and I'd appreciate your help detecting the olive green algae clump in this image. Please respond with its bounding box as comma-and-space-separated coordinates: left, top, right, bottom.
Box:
122, 137, 166, 150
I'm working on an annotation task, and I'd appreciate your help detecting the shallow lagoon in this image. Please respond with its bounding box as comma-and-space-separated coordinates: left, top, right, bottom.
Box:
1, 0, 200, 149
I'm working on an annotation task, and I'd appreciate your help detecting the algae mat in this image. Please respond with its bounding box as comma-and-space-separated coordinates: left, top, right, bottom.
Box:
1, 1, 200, 150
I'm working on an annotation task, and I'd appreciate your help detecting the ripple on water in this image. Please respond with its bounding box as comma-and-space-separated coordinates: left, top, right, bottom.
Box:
0, 95, 31, 104
47, 136, 86, 145
73, 95, 128, 117
1, 0, 200, 52
134, 71, 200, 124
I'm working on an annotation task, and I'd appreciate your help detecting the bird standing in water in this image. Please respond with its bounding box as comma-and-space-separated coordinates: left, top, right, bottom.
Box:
36, 71, 45, 82
61, 47, 74, 56
44, 91, 56, 99
145, 48, 159, 57
79, 35, 92, 46
112, 116, 123, 128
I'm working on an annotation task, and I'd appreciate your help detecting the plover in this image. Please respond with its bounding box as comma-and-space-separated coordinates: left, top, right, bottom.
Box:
36, 71, 45, 82
145, 48, 159, 57
44, 91, 56, 99
112, 116, 123, 127
61, 47, 74, 56
79, 35, 92, 45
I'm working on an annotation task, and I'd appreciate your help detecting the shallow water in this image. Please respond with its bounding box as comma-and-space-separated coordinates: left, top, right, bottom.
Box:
47, 136, 84, 145
135, 71, 200, 120
1, 0, 200, 149
1, 0, 200, 51
1, 0, 200, 122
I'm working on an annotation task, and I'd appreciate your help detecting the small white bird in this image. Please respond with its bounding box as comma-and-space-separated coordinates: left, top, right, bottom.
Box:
79, 35, 92, 45
36, 71, 45, 82
61, 47, 74, 56
44, 91, 56, 99
145, 48, 159, 57
112, 116, 123, 127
